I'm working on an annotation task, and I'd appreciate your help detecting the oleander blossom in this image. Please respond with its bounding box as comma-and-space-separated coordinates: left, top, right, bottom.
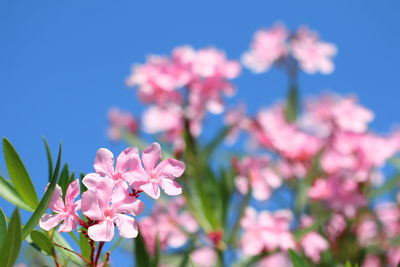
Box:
107, 107, 138, 141
81, 177, 144, 242
131, 142, 185, 199
39, 180, 81, 232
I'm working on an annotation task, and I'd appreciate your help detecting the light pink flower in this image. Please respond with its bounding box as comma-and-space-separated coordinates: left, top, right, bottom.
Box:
242, 24, 289, 73
325, 213, 346, 241
224, 103, 251, 144
241, 207, 295, 255
131, 142, 185, 199
291, 26, 337, 74
39, 180, 81, 232
107, 107, 138, 141
82, 147, 139, 190
300, 232, 328, 263
191, 247, 217, 267
362, 255, 381, 267
356, 217, 378, 246
81, 177, 144, 242
234, 156, 282, 201
375, 202, 400, 238
387, 247, 400, 267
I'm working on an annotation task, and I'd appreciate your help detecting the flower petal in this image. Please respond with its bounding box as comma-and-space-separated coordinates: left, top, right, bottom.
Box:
140, 182, 160, 199
48, 184, 65, 212
81, 191, 103, 221
114, 195, 144, 216
116, 147, 139, 173
82, 173, 102, 191
58, 214, 78, 232
88, 219, 115, 242
94, 148, 115, 177
95, 177, 114, 210
39, 213, 65, 231
161, 178, 182, 196
155, 159, 185, 179
65, 180, 80, 207
114, 214, 138, 239
142, 143, 161, 173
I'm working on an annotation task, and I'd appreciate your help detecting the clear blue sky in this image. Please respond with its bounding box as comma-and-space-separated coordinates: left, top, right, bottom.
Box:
1, 0, 400, 265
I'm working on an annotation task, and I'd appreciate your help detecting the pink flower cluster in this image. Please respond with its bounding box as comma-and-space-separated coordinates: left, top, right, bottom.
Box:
107, 107, 138, 141
242, 24, 337, 74
126, 46, 241, 152
40, 143, 185, 242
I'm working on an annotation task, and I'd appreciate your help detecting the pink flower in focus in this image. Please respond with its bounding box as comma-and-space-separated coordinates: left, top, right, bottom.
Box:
81, 177, 144, 241
39, 180, 81, 232
107, 107, 138, 141
191, 247, 217, 267
242, 24, 289, 73
131, 142, 185, 199
82, 147, 139, 190
300, 231, 329, 263
291, 26, 337, 74
241, 207, 295, 255
234, 156, 282, 201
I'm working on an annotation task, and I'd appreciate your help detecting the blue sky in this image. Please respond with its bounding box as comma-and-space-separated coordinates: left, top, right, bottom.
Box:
1, 0, 400, 265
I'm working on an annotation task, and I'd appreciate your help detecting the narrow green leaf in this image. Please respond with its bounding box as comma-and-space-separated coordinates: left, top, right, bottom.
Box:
284, 85, 299, 122
0, 209, 22, 267
79, 232, 91, 260
3, 137, 39, 209
151, 235, 160, 267
0, 208, 7, 244
42, 136, 53, 182
58, 164, 69, 200
0, 175, 33, 211
135, 231, 152, 267
22, 142, 62, 240
30, 230, 53, 255
288, 249, 308, 267
188, 254, 195, 267
228, 185, 251, 246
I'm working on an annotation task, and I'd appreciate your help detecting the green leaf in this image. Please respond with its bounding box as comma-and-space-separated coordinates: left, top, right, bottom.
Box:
0, 208, 6, 244
0, 175, 33, 211
135, 231, 152, 267
42, 136, 53, 182
0, 209, 22, 267
79, 232, 91, 260
22, 142, 62, 240
30, 230, 53, 255
188, 254, 195, 267
288, 249, 308, 267
152, 235, 160, 267
3, 137, 39, 209
52, 231, 84, 266
58, 164, 69, 200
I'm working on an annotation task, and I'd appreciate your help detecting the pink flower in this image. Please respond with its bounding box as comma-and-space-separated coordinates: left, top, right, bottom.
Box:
224, 103, 251, 145
81, 177, 144, 241
241, 207, 295, 255
39, 180, 81, 232
258, 252, 292, 267
82, 147, 139, 190
234, 156, 282, 201
356, 217, 378, 246
325, 213, 346, 241
191, 247, 217, 267
107, 107, 138, 141
242, 24, 289, 73
291, 26, 337, 74
362, 255, 381, 267
300, 232, 328, 263
131, 142, 185, 199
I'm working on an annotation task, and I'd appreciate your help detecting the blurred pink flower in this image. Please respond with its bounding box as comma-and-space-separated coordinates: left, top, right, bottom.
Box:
107, 107, 138, 141
356, 217, 378, 247
131, 142, 185, 199
375, 202, 400, 238
325, 213, 346, 241
257, 252, 292, 267
241, 207, 295, 255
291, 26, 337, 74
191, 247, 217, 267
362, 255, 381, 267
387, 247, 400, 267
39, 180, 81, 232
81, 177, 143, 241
224, 103, 251, 144
242, 24, 289, 73
300, 231, 328, 263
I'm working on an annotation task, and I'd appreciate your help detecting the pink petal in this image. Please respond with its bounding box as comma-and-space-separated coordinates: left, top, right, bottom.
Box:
142, 143, 161, 173
58, 214, 78, 232
39, 213, 65, 231
140, 182, 160, 199
161, 178, 182, 196
155, 159, 185, 179
48, 184, 65, 212
94, 148, 115, 177
88, 219, 115, 242
128, 155, 148, 186
113, 195, 144, 216
81, 191, 103, 221
95, 177, 114, 210
113, 214, 138, 238
82, 173, 102, 190
116, 147, 139, 173
65, 180, 80, 207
